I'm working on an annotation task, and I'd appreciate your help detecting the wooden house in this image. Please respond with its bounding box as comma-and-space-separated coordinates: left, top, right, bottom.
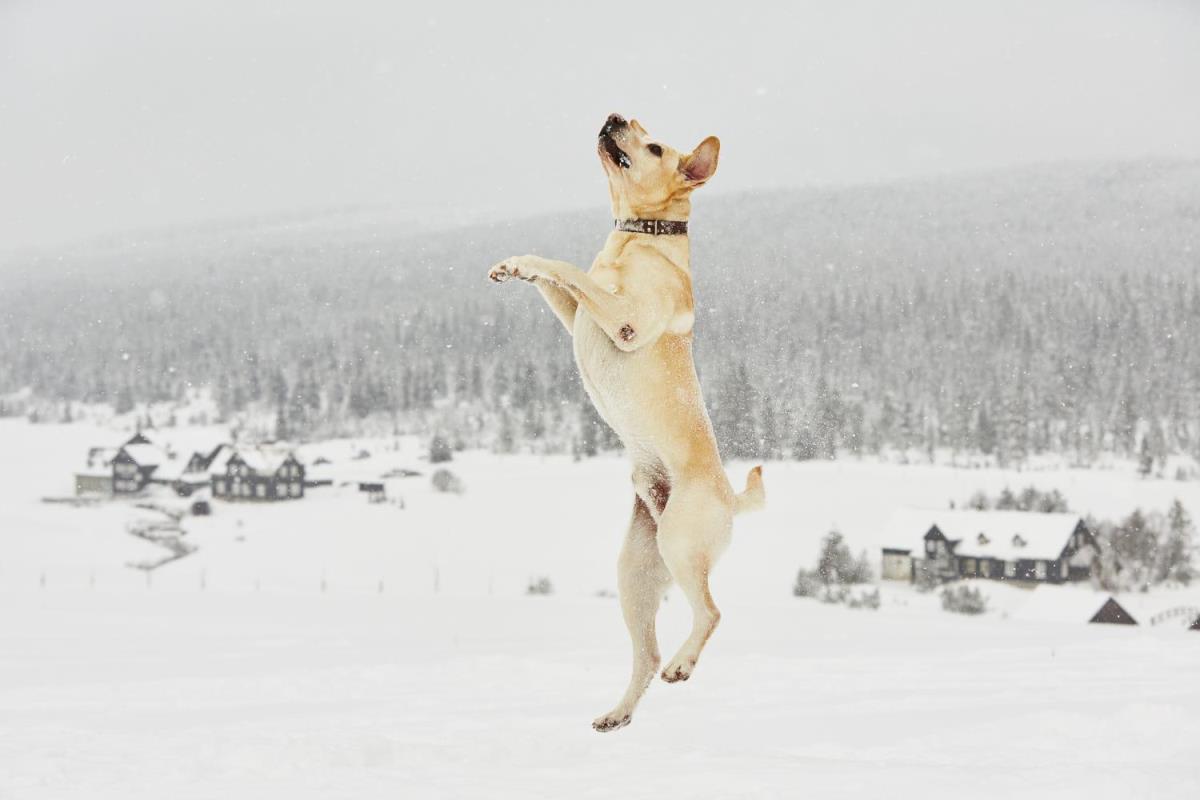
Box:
211, 449, 305, 501
111, 440, 168, 494
882, 509, 1100, 585
176, 443, 232, 495
184, 443, 232, 475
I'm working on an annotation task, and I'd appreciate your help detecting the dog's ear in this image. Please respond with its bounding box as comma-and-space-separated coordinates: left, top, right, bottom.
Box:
630, 119, 648, 136
680, 136, 720, 185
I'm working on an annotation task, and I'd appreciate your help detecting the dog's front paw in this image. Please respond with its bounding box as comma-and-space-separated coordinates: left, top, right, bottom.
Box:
488, 257, 536, 284
592, 711, 632, 733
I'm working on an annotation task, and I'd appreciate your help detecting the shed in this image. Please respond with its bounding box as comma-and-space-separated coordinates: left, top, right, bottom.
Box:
1013, 587, 1138, 626
358, 482, 387, 503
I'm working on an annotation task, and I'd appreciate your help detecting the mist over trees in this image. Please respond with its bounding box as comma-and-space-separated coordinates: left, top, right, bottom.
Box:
1, 160, 1198, 466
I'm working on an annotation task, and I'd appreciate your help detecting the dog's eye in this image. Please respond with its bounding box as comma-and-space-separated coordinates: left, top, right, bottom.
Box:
647, 144, 663, 157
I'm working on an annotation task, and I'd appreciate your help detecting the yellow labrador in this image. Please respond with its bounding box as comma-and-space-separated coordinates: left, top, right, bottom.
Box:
488, 113, 764, 732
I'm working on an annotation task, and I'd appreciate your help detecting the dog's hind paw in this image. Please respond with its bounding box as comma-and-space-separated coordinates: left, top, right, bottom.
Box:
591, 712, 632, 733
661, 657, 696, 683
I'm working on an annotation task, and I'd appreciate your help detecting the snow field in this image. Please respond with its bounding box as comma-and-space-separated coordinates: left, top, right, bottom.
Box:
1, 591, 1198, 799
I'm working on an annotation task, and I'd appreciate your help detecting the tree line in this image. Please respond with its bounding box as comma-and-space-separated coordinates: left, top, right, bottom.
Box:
2, 160, 1198, 468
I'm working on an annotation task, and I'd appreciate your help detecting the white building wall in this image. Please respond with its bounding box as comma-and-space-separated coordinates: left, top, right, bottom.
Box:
881, 553, 913, 581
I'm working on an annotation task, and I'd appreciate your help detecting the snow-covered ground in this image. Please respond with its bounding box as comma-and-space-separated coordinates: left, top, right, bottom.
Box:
2, 592, 1198, 799
3, 418, 1200, 797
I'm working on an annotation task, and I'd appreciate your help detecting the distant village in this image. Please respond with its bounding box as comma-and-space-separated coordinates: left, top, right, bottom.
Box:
70, 430, 405, 512
65, 429, 1199, 631
880, 508, 1200, 629
75, 430, 312, 505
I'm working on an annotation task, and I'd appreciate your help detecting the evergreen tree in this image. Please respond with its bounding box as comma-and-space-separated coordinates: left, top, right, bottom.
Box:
1159, 499, 1195, 585
1138, 436, 1154, 478
430, 433, 453, 463
759, 397, 782, 461
274, 404, 289, 441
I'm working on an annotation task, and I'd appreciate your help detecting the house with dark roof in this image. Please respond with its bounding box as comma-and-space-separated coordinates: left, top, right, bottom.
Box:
211, 448, 305, 501
111, 440, 170, 494
882, 509, 1100, 585
176, 443, 233, 495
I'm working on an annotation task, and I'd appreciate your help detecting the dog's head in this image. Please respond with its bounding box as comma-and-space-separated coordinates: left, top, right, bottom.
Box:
597, 113, 719, 219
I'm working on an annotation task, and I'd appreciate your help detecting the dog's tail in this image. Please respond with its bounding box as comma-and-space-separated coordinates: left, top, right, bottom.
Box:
734, 465, 765, 516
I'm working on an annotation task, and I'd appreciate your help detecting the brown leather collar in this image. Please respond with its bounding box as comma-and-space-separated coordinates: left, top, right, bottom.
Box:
614, 218, 688, 236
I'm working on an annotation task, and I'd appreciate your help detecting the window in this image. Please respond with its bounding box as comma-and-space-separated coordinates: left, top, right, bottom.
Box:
290, 482, 301, 497
981, 560, 991, 578
1061, 560, 1069, 579
1035, 561, 1047, 579
1004, 561, 1016, 578
214, 481, 224, 496
963, 558, 977, 575
256, 483, 266, 498
926, 539, 936, 555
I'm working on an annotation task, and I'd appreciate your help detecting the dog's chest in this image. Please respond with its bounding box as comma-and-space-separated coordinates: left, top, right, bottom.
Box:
572, 310, 635, 422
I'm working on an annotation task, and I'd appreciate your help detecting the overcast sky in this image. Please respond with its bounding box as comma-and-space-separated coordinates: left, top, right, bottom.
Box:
2, 0, 1199, 250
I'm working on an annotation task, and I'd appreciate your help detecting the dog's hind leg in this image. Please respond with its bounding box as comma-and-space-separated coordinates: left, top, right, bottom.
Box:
592, 496, 671, 733
656, 484, 733, 683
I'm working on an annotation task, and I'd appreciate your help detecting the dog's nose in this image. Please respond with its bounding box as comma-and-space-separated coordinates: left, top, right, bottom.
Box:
600, 113, 627, 137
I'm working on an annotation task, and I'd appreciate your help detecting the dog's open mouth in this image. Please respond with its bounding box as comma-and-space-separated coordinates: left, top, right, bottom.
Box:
600, 134, 632, 169
599, 114, 631, 169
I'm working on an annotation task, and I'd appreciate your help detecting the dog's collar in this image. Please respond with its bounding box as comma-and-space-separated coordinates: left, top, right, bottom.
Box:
614, 218, 688, 236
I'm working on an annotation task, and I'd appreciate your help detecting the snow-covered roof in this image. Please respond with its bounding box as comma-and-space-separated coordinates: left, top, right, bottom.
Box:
153, 459, 187, 482
230, 448, 298, 475
121, 443, 167, 468
883, 508, 1085, 561
183, 443, 233, 475
1011, 587, 1133, 624
881, 508, 941, 554
208, 446, 236, 475
81, 446, 119, 471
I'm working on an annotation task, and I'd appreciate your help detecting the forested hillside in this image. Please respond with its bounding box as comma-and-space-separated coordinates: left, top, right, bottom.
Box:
2, 160, 1198, 466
